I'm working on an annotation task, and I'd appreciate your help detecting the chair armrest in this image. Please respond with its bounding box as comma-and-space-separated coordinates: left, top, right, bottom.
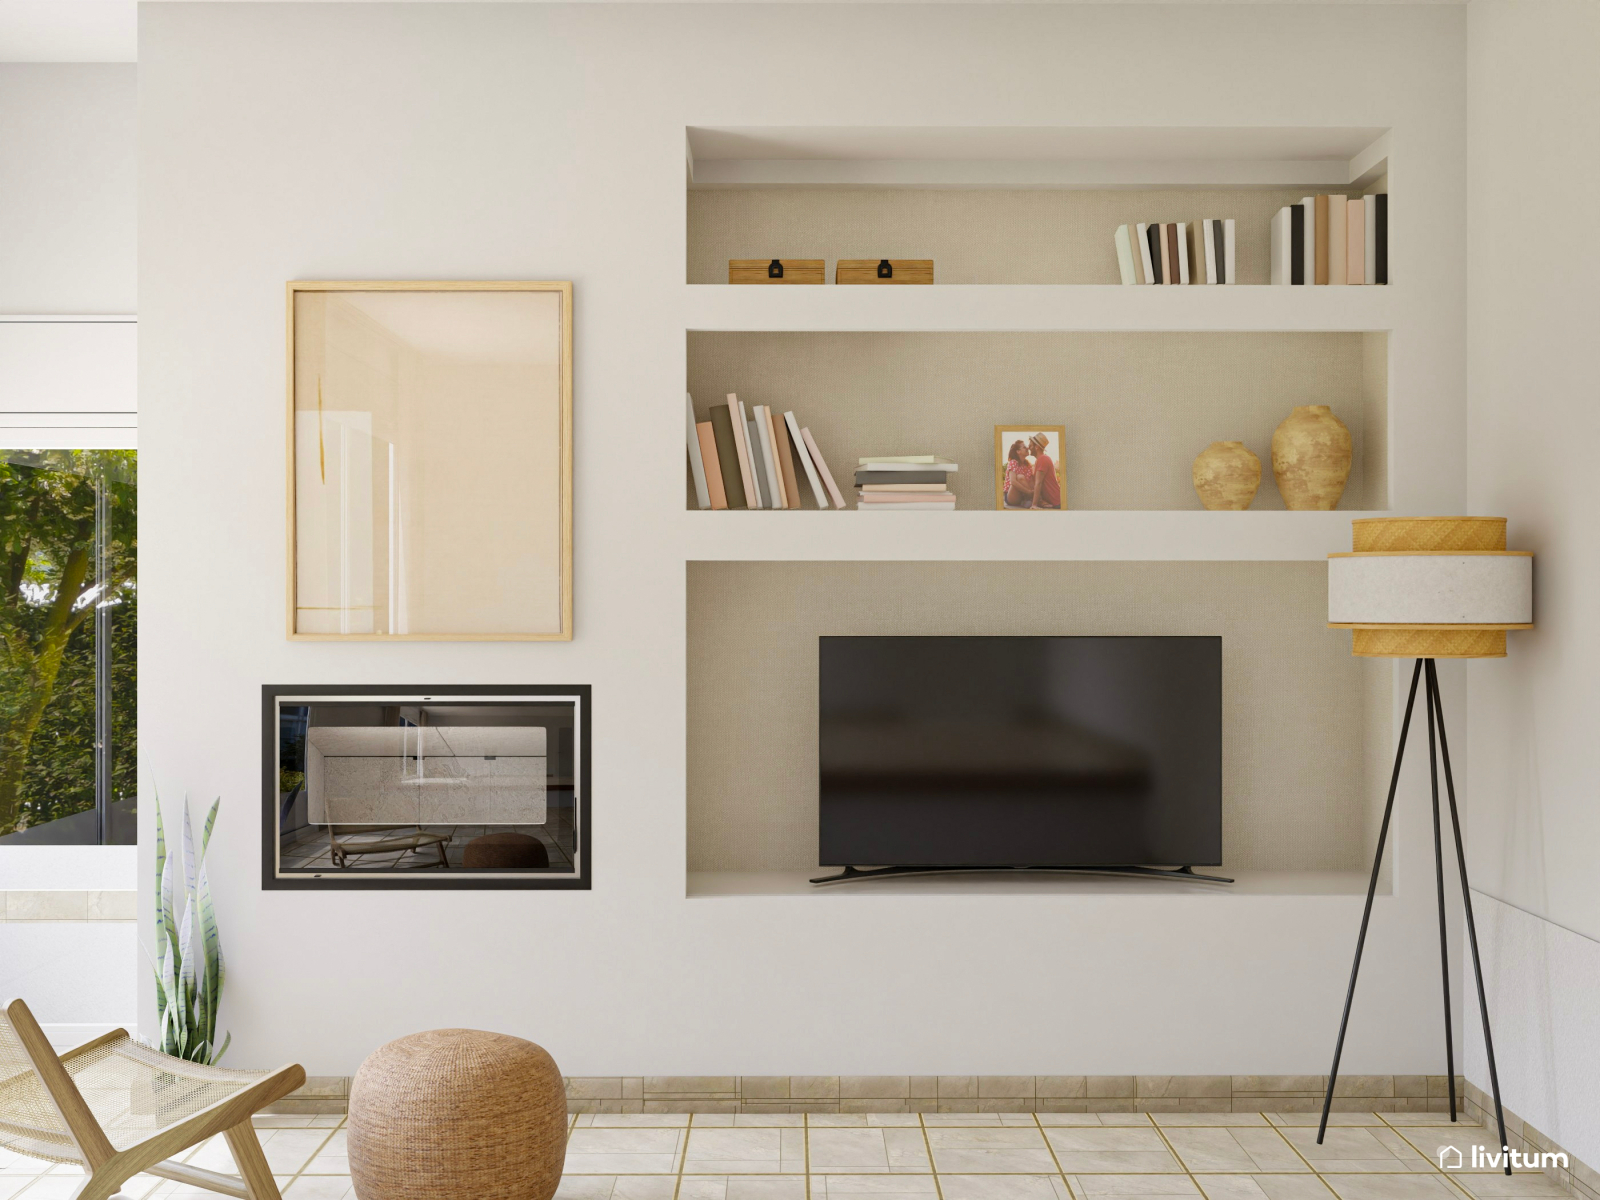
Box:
60, 1029, 130, 1062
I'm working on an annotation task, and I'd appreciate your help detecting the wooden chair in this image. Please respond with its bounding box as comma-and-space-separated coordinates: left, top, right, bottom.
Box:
0, 998, 305, 1200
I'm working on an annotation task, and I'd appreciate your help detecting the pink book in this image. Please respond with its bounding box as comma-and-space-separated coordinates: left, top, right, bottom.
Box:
801, 427, 847, 509
1346, 200, 1366, 285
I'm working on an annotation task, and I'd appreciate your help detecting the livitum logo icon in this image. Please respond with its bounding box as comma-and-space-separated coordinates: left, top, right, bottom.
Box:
1437, 1145, 1569, 1170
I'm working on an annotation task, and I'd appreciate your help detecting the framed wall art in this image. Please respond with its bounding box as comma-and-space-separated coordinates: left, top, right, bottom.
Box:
262, 684, 591, 890
286, 281, 572, 640
994, 425, 1066, 510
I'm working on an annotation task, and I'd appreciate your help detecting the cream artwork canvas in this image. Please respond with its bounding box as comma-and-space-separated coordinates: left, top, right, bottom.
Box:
287, 281, 572, 639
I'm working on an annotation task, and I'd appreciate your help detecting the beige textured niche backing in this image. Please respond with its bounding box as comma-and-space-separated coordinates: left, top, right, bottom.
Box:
687, 561, 1373, 873
689, 331, 1379, 510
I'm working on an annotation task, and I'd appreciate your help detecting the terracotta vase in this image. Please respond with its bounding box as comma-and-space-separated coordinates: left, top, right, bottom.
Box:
1271, 405, 1352, 510
1191, 441, 1261, 510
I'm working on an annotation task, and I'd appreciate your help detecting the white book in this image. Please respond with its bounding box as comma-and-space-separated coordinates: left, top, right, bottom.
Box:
1177, 222, 1191, 284
1301, 197, 1316, 286
1136, 223, 1156, 285
1364, 195, 1378, 285
734, 397, 763, 507
1224, 219, 1236, 285
754, 405, 786, 508
742, 412, 768, 508
725, 393, 757, 509
857, 461, 959, 473
857, 501, 957, 511
1202, 220, 1218, 286
1114, 225, 1137, 285
801, 427, 847, 509
1271, 208, 1290, 285
1327, 196, 1347, 285
859, 455, 955, 464
685, 393, 710, 509
784, 411, 828, 509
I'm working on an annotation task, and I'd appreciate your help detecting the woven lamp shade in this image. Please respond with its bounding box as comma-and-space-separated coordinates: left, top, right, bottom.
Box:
349, 1028, 567, 1200
1328, 517, 1533, 658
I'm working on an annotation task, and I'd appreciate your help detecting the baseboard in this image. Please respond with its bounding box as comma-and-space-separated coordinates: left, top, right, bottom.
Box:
1464, 1082, 1600, 1200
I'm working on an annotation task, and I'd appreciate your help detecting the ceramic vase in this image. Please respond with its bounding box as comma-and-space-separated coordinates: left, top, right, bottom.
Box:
1192, 441, 1261, 510
1271, 405, 1352, 510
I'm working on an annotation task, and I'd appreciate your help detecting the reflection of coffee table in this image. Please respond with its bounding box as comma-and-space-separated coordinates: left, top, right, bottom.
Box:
328, 825, 451, 868
463, 831, 549, 869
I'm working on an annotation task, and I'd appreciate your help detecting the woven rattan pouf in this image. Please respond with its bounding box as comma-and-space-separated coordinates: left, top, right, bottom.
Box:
349, 1029, 567, 1200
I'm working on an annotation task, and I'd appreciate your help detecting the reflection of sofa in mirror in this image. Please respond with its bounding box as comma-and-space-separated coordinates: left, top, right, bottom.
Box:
328, 824, 452, 869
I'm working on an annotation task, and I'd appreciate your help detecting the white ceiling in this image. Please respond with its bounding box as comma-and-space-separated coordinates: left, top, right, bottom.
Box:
0, 0, 1463, 65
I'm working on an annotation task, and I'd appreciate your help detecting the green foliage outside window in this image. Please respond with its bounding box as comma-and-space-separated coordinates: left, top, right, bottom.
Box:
0, 450, 136, 839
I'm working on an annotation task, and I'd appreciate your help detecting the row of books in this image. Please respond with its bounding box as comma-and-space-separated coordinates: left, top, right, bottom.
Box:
855, 457, 958, 511
1115, 220, 1237, 285
686, 393, 847, 509
1271, 194, 1388, 285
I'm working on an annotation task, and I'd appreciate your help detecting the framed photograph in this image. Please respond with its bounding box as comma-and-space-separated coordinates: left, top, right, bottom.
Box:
994, 426, 1067, 510
286, 281, 572, 640
262, 685, 591, 890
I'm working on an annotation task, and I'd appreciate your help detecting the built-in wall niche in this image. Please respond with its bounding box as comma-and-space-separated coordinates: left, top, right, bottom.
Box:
686, 560, 1394, 897
686, 126, 1390, 285
687, 331, 1388, 512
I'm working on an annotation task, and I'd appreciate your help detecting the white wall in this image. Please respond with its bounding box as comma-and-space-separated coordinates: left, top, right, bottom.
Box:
1465, 0, 1600, 1168
0, 63, 135, 314
139, 2, 1469, 1076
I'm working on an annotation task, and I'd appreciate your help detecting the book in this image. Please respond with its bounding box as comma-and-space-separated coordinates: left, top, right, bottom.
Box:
855, 462, 958, 473
1164, 223, 1179, 285
1145, 223, 1164, 284
1328, 196, 1347, 285
1224, 219, 1236, 285
857, 501, 957, 511
1202, 219, 1218, 285
1374, 193, 1388, 284
1288, 206, 1304, 284
746, 414, 771, 507
1301, 198, 1316, 284
1346, 198, 1365, 285
729, 395, 759, 508
859, 483, 951, 492
1114, 225, 1137, 285
1314, 195, 1330, 284
1174, 222, 1189, 284
770, 409, 803, 509
855, 469, 955, 485
1137, 223, 1156, 285
801, 427, 847, 509
754, 406, 785, 508
685, 394, 710, 509
784, 411, 829, 509
1364, 195, 1377, 285
858, 492, 956, 503
858, 455, 955, 465
1271, 208, 1290, 285
708, 404, 748, 509
696, 423, 727, 510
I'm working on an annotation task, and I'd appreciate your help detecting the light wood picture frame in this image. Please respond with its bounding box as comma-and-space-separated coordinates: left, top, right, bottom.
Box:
286, 281, 573, 640
994, 425, 1066, 510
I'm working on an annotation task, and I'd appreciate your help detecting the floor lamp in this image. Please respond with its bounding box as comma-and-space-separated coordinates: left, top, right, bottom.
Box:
1320, 517, 1533, 1167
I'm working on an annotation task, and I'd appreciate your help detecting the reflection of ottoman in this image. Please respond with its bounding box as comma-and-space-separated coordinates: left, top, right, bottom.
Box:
349, 1029, 567, 1200
463, 832, 550, 869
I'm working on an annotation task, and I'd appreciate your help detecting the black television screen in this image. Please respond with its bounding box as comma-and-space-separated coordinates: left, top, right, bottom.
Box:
818, 636, 1222, 869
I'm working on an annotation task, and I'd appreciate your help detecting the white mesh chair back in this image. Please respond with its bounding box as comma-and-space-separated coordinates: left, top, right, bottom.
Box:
0, 1006, 77, 1162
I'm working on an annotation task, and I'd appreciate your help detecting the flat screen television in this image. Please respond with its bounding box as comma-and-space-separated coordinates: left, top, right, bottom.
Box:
817, 635, 1223, 881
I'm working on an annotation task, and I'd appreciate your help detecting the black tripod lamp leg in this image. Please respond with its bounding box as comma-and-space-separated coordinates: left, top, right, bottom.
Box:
1430, 663, 1512, 1174
1425, 663, 1458, 1121
1318, 658, 1425, 1144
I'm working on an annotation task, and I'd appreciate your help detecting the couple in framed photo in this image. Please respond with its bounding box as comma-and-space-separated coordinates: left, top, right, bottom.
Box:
995, 425, 1066, 510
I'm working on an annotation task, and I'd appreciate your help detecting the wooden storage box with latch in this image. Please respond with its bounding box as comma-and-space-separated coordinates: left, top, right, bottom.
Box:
728, 259, 826, 284
835, 259, 934, 284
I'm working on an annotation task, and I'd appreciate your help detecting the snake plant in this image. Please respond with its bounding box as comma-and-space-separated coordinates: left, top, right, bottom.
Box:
153, 794, 231, 1064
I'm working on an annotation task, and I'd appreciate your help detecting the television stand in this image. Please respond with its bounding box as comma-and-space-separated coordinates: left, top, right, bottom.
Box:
808, 864, 1235, 885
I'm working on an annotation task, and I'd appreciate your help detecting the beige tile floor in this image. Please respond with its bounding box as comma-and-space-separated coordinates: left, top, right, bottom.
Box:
0, 1112, 1569, 1200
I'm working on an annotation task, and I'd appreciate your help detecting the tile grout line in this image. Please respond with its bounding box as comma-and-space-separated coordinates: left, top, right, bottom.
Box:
916, 1112, 945, 1200
1146, 1109, 1212, 1200
1032, 1109, 1077, 1200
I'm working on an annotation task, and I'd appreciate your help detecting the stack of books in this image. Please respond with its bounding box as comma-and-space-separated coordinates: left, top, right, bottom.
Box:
1271, 194, 1388, 285
1115, 221, 1236, 284
686, 393, 847, 510
854, 456, 958, 511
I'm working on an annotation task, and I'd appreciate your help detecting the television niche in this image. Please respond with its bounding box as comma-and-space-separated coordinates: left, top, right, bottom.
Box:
262, 685, 591, 890
815, 636, 1227, 885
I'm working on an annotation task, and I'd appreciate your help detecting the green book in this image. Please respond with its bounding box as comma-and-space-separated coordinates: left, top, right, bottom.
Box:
709, 404, 748, 509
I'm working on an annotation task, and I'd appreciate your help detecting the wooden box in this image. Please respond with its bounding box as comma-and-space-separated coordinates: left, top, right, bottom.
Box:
835, 259, 934, 285
728, 259, 825, 285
